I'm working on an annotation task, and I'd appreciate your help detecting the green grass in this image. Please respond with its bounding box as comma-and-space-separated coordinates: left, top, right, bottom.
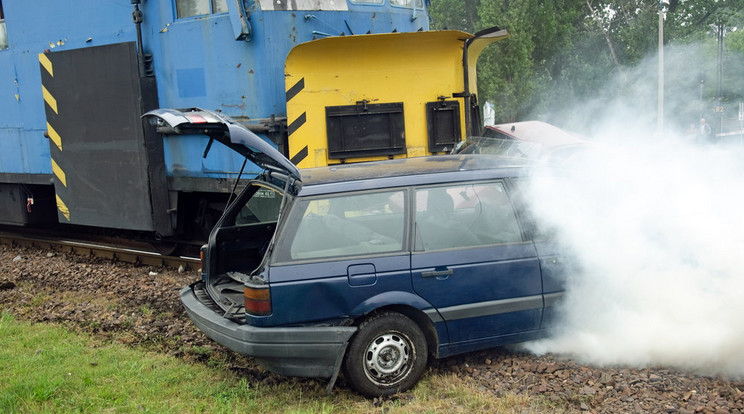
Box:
0, 313, 261, 413
0, 313, 567, 413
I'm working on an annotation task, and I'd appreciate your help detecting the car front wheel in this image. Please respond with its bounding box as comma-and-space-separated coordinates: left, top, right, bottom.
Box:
342, 311, 428, 397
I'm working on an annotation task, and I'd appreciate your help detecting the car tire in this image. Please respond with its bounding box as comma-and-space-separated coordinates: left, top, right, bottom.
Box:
342, 311, 428, 397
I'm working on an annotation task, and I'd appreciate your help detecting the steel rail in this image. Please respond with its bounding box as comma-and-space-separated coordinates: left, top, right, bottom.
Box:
0, 233, 200, 272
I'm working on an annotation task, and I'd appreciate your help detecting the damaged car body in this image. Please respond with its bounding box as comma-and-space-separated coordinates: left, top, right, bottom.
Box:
144, 108, 566, 397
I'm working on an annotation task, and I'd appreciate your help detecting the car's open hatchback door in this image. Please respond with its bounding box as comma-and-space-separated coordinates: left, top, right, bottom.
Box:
143, 107, 301, 183
144, 107, 300, 318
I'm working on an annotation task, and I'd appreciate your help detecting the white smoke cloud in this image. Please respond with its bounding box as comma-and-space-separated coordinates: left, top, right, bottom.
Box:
522, 46, 744, 378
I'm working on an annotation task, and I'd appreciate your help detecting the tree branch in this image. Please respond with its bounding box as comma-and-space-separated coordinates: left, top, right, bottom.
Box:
586, 0, 623, 77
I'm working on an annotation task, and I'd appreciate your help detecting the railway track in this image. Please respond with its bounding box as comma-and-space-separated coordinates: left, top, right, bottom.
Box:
0, 231, 200, 272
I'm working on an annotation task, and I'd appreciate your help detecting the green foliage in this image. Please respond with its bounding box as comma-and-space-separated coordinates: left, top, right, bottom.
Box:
428, 0, 480, 31
477, 0, 588, 122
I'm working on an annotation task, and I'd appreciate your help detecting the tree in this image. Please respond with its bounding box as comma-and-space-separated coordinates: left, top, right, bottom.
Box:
428, 0, 480, 32
428, 0, 744, 131
475, 0, 588, 122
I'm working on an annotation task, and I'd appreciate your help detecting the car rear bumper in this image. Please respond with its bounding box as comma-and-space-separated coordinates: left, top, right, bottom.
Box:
180, 283, 357, 379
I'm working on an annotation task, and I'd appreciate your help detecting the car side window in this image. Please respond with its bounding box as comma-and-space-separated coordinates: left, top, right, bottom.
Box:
510, 179, 555, 242
414, 182, 522, 251
281, 190, 406, 261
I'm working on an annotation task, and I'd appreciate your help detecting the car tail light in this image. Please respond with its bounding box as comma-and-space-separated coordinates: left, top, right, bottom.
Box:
199, 245, 207, 277
244, 284, 272, 316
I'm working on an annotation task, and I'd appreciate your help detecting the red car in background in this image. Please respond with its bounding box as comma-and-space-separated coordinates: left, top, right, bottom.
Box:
454, 121, 589, 164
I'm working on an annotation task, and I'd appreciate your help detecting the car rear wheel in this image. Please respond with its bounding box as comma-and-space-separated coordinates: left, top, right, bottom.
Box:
342, 311, 428, 397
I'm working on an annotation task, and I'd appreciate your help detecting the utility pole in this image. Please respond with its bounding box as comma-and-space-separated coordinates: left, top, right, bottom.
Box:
699, 74, 705, 118
657, 1, 664, 136
717, 23, 723, 100
717, 23, 724, 139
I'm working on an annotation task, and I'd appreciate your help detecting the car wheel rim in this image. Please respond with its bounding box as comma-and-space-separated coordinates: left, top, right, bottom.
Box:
363, 332, 411, 385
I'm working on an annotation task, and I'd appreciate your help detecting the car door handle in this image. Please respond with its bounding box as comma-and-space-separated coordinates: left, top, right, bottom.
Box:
421, 269, 453, 279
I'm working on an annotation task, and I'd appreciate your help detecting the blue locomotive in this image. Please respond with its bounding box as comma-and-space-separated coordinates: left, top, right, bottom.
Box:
0, 0, 430, 246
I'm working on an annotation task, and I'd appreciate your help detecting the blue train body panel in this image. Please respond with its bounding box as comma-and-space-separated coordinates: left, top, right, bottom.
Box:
0, 0, 428, 180
1, 1, 135, 178
0, 0, 428, 231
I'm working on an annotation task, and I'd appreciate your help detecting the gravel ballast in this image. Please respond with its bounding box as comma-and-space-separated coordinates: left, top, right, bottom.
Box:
1, 244, 742, 413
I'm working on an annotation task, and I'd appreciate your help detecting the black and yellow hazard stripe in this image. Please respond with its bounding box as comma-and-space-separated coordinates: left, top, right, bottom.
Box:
285, 77, 308, 166
39, 52, 70, 222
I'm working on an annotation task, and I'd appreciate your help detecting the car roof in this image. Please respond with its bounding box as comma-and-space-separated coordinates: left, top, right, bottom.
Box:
297, 154, 531, 195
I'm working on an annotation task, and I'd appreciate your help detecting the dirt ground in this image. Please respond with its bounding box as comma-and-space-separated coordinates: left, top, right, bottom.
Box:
1, 244, 742, 413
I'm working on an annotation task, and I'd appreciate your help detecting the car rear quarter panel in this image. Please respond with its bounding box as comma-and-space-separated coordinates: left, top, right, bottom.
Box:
250, 254, 417, 327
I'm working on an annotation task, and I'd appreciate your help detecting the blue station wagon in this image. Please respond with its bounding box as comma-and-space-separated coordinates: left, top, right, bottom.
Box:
145, 108, 567, 397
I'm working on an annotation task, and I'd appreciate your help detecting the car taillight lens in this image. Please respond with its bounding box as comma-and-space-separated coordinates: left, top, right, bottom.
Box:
199, 245, 207, 277
244, 284, 271, 316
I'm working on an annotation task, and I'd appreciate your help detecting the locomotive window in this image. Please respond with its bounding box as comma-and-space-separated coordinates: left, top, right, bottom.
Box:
0, 1, 7, 50
349, 0, 384, 4
390, 0, 424, 8
213, 0, 228, 13
325, 102, 406, 159
176, 0, 228, 19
